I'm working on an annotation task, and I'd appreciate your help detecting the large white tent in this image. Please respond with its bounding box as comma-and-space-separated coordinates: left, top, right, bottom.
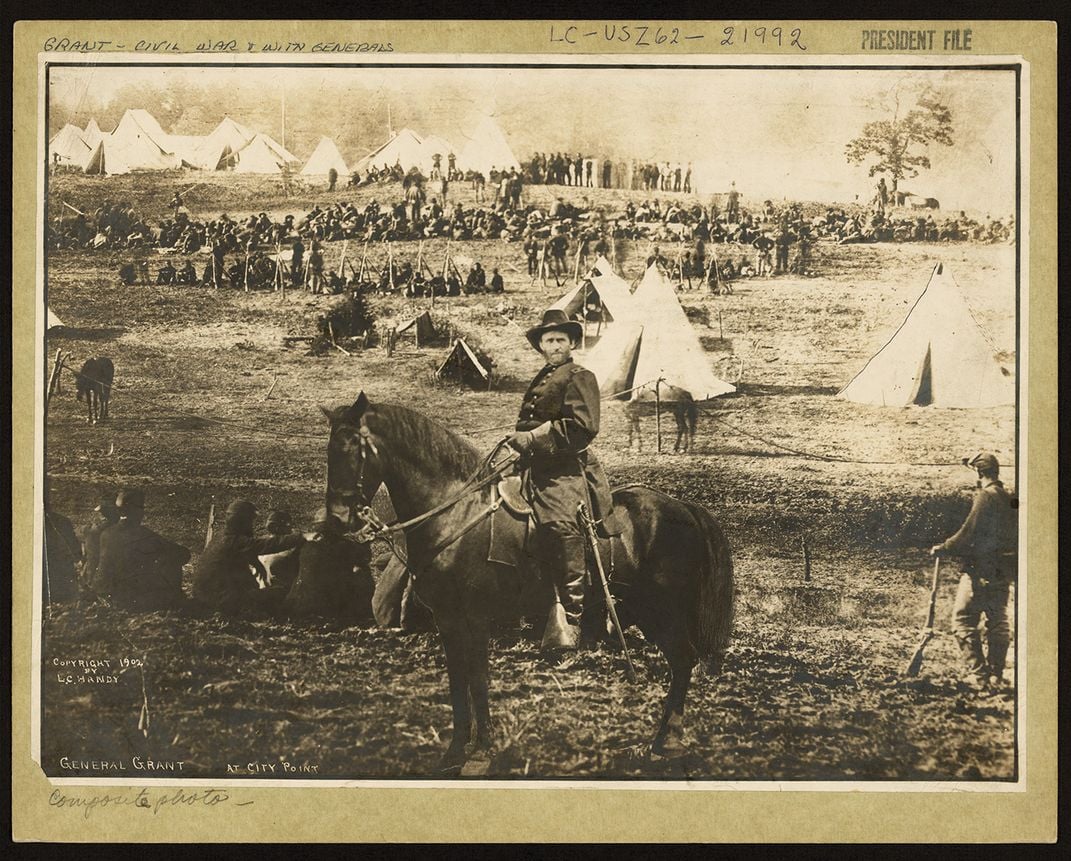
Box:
301, 137, 349, 177
232, 133, 300, 174
83, 109, 184, 174
48, 124, 93, 168
837, 263, 1015, 408
585, 263, 735, 402
457, 115, 520, 177
417, 134, 456, 174
355, 128, 427, 174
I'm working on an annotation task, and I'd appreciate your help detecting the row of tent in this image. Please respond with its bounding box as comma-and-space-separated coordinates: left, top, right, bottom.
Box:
548, 259, 1013, 409
48, 111, 520, 179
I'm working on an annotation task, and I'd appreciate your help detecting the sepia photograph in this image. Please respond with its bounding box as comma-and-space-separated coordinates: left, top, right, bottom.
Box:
34, 54, 1025, 787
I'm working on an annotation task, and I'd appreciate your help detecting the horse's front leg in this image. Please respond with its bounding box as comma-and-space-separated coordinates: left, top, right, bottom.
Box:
437, 624, 473, 774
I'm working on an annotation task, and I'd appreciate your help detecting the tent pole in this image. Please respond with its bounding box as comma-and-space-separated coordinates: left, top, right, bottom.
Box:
581, 281, 588, 350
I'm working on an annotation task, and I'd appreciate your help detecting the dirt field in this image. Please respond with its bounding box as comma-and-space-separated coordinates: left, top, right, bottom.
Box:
41, 173, 1018, 781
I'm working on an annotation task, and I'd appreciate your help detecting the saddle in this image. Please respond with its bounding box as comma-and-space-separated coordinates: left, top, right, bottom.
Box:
496, 475, 531, 516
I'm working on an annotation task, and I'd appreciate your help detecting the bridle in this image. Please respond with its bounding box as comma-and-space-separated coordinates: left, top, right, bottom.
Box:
332, 422, 520, 580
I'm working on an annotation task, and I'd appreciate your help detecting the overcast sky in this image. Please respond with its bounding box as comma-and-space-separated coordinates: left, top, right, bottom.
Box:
50, 64, 1017, 212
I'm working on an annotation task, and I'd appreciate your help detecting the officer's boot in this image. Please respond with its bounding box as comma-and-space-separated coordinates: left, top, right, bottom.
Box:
541, 531, 585, 652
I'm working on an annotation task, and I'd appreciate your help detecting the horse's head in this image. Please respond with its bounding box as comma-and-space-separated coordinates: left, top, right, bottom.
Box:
320, 391, 383, 531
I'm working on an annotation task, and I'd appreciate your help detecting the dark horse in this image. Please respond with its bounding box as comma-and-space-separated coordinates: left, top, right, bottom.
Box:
75, 357, 114, 424
323, 392, 734, 774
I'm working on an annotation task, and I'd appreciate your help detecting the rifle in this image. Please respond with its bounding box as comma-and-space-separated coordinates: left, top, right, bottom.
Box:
578, 502, 637, 683
904, 557, 941, 677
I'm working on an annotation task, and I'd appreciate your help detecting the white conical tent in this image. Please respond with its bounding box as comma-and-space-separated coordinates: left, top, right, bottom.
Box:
837, 263, 1015, 408
580, 262, 734, 402
355, 128, 427, 173
48, 124, 92, 168
550, 256, 634, 324
301, 137, 349, 176
628, 265, 736, 402
233, 133, 299, 174
47, 307, 64, 330
82, 118, 103, 148
457, 116, 520, 176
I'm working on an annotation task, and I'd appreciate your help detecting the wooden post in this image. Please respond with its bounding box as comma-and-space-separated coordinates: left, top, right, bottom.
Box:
243, 246, 251, 293
719, 309, 724, 340
45, 349, 64, 414
802, 534, 812, 582
338, 239, 348, 278
387, 242, 395, 291
655, 378, 663, 454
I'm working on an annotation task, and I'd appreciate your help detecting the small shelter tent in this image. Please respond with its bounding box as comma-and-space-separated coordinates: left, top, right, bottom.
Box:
457, 115, 520, 177
46, 307, 64, 330
436, 338, 492, 389
301, 137, 350, 177
48, 124, 92, 168
585, 264, 735, 402
837, 263, 1014, 408
233, 133, 299, 174
355, 128, 427, 174
393, 311, 436, 347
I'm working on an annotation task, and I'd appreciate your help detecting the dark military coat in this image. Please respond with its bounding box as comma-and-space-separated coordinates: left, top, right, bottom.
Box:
516, 359, 618, 534
937, 480, 1018, 582
193, 527, 303, 613
98, 520, 191, 611
282, 535, 373, 623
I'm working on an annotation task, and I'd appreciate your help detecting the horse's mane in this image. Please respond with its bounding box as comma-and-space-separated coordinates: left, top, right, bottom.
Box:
365, 402, 483, 481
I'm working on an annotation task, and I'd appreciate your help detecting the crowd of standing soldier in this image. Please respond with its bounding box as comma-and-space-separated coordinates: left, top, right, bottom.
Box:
43, 485, 376, 626
523, 154, 694, 193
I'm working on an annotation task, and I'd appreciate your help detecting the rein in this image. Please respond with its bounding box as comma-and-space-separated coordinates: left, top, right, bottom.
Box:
345, 434, 520, 579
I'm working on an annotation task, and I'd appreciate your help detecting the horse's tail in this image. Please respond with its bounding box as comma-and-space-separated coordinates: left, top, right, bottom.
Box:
686, 501, 734, 675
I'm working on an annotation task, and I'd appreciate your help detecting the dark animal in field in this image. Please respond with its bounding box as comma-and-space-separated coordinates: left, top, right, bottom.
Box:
672, 398, 699, 453
323, 393, 734, 775
75, 357, 114, 424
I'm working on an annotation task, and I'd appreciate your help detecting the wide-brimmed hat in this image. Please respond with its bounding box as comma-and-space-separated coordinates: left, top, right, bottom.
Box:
525, 309, 583, 352
964, 452, 1000, 473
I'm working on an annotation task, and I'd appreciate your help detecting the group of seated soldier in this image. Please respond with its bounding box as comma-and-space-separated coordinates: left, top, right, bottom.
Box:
44, 486, 376, 624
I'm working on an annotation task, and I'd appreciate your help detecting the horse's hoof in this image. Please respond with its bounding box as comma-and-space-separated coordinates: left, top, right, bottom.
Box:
460, 755, 492, 777
437, 747, 468, 777
651, 736, 689, 760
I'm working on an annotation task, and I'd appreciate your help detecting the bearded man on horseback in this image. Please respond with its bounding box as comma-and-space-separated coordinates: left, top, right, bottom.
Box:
507, 309, 619, 652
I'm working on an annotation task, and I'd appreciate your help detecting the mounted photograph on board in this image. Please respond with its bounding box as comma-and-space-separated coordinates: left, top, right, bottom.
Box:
10, 19, 1058, 845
